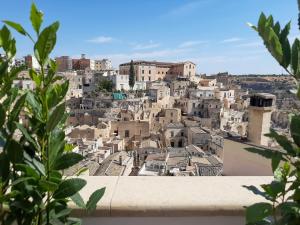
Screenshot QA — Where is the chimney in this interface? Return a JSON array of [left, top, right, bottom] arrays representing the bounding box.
[[248, 93, 276, 146]]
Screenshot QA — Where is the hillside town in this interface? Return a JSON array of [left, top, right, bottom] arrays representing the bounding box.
[[10, 54, 299, 176]]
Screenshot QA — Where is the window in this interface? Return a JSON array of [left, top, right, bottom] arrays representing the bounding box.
[[171, 131, 174, 137], [142, 76, 144, 81], [193, 103, 196, 108], [142, 70, 144, 74], [189, 64, 191, 69], [149, 77, 151, 81], [171, 141, 175, 147], [149, 70, 151, 74], [125, 130, 130, 138], [170, 112, 173, 117]]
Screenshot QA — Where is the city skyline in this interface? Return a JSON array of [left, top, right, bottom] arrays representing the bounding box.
[[2, 0, 298, 74]]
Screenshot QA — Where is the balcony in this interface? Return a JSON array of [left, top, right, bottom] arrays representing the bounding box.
[[73, 176, 272, 225]]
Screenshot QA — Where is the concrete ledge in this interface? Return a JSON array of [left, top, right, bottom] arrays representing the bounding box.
[[72, 176, 272, 217]]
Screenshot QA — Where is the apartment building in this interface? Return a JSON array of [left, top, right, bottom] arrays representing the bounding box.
[[72, 54, 92, 71], [94, 59, 112, 70], [56, 56, 72, 72], [119, 60, 196, 82], [24, 55, 40, 70]]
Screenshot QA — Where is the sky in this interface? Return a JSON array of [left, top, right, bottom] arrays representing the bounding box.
[[1, 0, 298, 74]]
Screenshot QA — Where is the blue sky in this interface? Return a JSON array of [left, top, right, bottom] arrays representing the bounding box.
[[1, 0, 298, 74]]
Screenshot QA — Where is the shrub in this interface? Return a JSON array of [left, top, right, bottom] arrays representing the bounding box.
[[0, 3, 105, 225]]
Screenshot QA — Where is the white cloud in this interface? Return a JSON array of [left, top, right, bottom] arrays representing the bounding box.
[[235, 41, 263, 48], [132, 41, 160, 50], [87, 36, 114, 44], [164, 0, 211, 17], [221, 37, 242, 43], [179, 40, 208, 48]]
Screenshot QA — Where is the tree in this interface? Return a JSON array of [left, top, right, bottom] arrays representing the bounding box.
[[129, 60, 135, 89], [0, 3, 105, 224], [244, 4, 300, 225], [98, 79, 113, 92]]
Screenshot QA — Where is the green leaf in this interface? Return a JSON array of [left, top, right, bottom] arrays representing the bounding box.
[[271, 152, 282, 172], [30, 3, 44, 34], [247, 22, 258, 32], [267, 28, 283, 65], [75, 167, 89, 176], [86, 188, 106, 212], [34, 21, 59, 65], [26, 91, 43, 121], [279, 22, 291, 43], [0, 104, 5, 127], [2, 20, 27, 36], [38, 180, 58, 192], [15, 164, 39, 179], [281, 38, 291, 68], [258, 13, 267, 36], [67, 217, 82, 225], [8, 93, 27, 131], [49, 170, 63, 184], [29, 69, 42, 87], [70, 192, 86, 209], [24, 151, 45, 176], [0, 152, 9, 181], [261, 181, 284, 200], [49, 129, 65, 168], [14, 122, 39, 150], [46, 102, 65, 132], [7, 140, 23, 163], [53, 178, 86, 199], [11, 177, 34, 186], [53, 208, 72, 219], [246, 202, 272, 223], [53, 152, 84, 170], [290, 115, 300, 148], [291, 39, 300, 76]]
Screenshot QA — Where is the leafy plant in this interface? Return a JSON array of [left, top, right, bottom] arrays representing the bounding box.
[[0, 3, 105, 225], [245, 9, 300, 225]]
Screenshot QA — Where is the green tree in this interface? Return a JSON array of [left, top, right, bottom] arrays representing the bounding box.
[[98, 79, 113, 92], [0, 3, 105, 225], [244, 4, 300, 225], [129, 60, 135, 89]]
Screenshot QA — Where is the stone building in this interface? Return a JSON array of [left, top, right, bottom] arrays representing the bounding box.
[[119, 60, 196, 82], [164, 123, 186, 148]]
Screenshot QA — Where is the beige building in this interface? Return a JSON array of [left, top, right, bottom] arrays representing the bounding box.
[[69, 125, 103, 140], [158, 108, 182, 128], [110, 121, 150, 140], [119, 60, 196, 82]]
